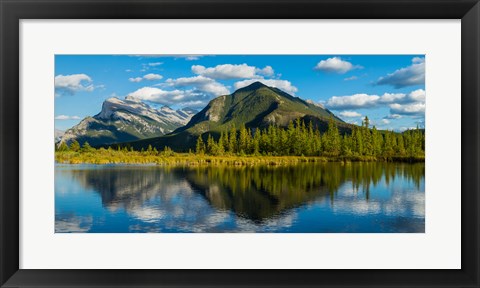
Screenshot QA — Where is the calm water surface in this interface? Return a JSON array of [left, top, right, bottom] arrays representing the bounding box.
[[55, 162, 425, 233]]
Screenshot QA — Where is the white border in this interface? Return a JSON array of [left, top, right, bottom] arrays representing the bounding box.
[[20, 20, 461, 269]]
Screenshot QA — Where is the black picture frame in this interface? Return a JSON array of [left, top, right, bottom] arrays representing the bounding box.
[[1, 0, 479, 287]]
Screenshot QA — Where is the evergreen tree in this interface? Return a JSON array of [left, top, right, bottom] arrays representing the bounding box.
[[70, 140, 80, 152], [352, 127, 363, 156], [206, 134, 220, 155], [219, 131, 228, 153], [238, 125, 249, 154], [305, 121, 315, 156], [371, 126, 383, 156], [341, 134, 353, 156], [217, 132, 226, 155], [195, 135, 206, 155], [396, 133, 406, 156], [383, 131, 396, 157], [252, 129, 261, 155], [313, 129, 322, 156], [228, 126, 237, 154], [81, 141, 93, 152], [323, 117, 341, 156]]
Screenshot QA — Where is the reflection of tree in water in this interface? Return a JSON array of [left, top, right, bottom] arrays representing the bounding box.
[[185, 165, 329, 222], [184, 162, 424, 222], [64, 162, 424, 223]]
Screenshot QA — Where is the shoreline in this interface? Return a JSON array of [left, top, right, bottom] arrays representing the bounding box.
[[55, 152, 425, 166]]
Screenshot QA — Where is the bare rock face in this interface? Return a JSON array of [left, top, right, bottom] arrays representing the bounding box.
[[205, 95, 225, 122], [59, 97, 197, 146]]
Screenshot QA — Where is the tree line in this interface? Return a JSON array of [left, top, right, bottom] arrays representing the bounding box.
[[56, 139, 175, 156], [56, 116, 424, 161], [195, 117, 424, 159]]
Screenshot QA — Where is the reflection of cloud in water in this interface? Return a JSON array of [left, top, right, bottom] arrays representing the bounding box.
[[129, 224, 162, 233], [128, 209, 297, 233], [332, 200, 382, 216], [234, 212, 297, 233], [128, 210, 231, 233], [383, 189, 425, 218], [106, 181, 195, 216], [331, 182, 425, 219], [55, 214, 93, 233], [130, 206, 165, 223]]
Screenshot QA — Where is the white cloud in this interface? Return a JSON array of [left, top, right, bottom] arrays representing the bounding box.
[[408, 89, 426, 102], [55, 115, 81, 120], [378, 93, 406, 104], [255, 66, 275, 77], [344, 76, 358, 81], [128, 87, 185, 105], [390, 102, 425, 116], [143, 73, 163, 81], [129, 77, 143, 83], [326, 94, 380, 109], [148, 62, 163, 66], [339, 111, 362, 118], [233, 79, 298, 95], [165, 75, 230, 96], [129, 73, 163, 82], [384, 114, 402, 119], [192, 63, 273, 80], [376, 57, 425, 88], [326, 89, 425, 110], [128, 87, 211, 108], [55, 74, 94, 96], [379, 90, 425, 104], [412, 57, 424, 64], [192, 64, 255, 79], [381, 119, 390, 124], [167, 75, 212, 86], [314, 57, 361, 74], [185, 56, 200, 61]]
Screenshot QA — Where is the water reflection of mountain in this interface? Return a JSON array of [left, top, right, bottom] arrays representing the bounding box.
[[185, 162, 424, 221], [184, 165, 333, 221], [61, 163, 424, 224], [58, 166, 194, 213]]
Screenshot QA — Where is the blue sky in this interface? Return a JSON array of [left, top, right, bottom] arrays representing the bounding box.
[[55, 55, 425, 131]]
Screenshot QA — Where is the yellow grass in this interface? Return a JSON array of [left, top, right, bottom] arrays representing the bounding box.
[[55, 150, 424, 166]]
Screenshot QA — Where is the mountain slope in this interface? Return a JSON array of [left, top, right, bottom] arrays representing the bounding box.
[[60, 97, 197, 146], [174, 81, 343, 135], [127, 82, 351, 151]]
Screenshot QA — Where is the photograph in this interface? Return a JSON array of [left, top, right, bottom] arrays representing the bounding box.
[[54, 54, 425, 233], [3, 0, 478, 285]]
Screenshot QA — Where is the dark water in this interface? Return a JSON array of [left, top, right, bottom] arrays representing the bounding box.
[[55, 162, 425, 233]]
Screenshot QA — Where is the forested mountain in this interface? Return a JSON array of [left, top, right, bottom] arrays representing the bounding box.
[[176, 81, 344, 133], [127, 82, 354, 151]]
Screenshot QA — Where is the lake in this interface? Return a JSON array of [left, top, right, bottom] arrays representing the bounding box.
[[55, 162, 425, 233]]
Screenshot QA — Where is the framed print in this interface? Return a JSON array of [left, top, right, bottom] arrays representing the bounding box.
[[1, 0, 479, 287]]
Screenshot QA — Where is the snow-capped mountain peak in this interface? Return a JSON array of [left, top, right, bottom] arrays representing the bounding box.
[[60, 97, 198, 146]]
